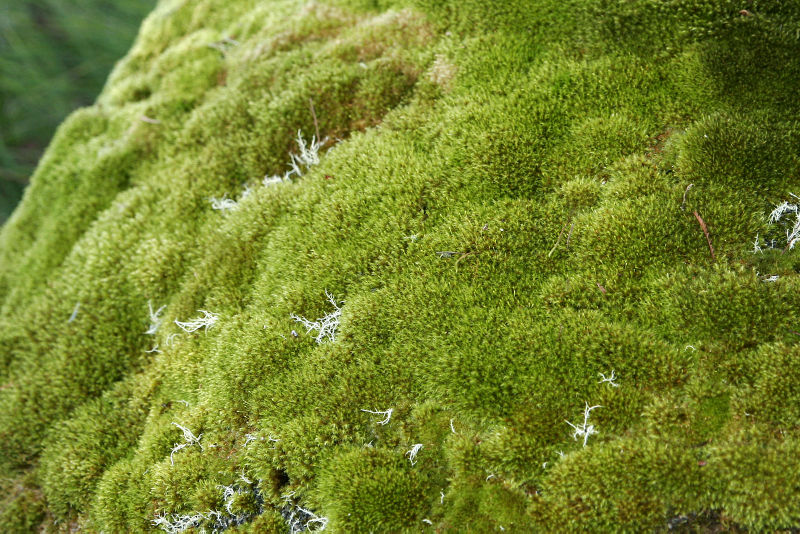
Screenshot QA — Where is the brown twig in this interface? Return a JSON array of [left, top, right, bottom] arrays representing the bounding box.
[[680, 183, 693, 211], [548, 220, 570, 257], [565, 221, 575, 248], [139, 115, 161, 124], [309, 97, 320, 141], [693, 210, 715, 260], [455, 251, 476, 268]]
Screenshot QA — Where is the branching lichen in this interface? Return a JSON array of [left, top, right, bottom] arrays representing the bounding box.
[[361, 408, 393, 425], [565, 403, 601, 447], [767, 195, 800, 250], [169, 422, 203, 466], [405, 443, 423, 466], [291, 291, 341, 343], [146, 301, 166, 335], [175, 310, 218, 333], [264, 130, 328, 185]]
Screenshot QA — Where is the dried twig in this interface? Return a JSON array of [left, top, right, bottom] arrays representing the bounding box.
[[680, 183, 693, 211], [693, 211, 715, 260], [309, 98, 320, 142], [548, 220, 570, 257], [565, 221, 575, 248], [454, 251, 476, 268]]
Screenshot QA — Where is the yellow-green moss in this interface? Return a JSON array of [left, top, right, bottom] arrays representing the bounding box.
[[2, 0, 800, 531]]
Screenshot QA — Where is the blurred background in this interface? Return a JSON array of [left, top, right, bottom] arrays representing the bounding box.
[[0, 0, 155, 222]]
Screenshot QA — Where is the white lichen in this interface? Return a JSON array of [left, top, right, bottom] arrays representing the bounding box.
[[68, 302, 81, 323], [210, 194, 238, 212], [265, 130, 328, 186], [288, 130, 326, 177], [598, 370, 619, 387], [282, 495, 328, 534], [361, 408, 393, 425], [302, 510, 328, 532], [219, 485, 238, 515], [768, 195, 800, 250], [207, 36, 239, 55], [406, 443, 423, 466], [753, 233, 763, 254], [146, 301, 166, 335], [291, 291, 341, 343], [435, 251, 458, 258], [170, 422, 203, 465], [175, 310, 218, 333], [152, 512, 209, 534], [565, 402, 601, 447], [154, 477, 263, 534]]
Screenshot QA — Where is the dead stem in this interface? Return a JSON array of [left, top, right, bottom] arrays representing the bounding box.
[[693, 210, 715, 260], [309, 98, 320, 142], [548, 220, 570, 257]]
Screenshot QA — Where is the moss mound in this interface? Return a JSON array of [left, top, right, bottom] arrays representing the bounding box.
[[2, 0, 800, 531]]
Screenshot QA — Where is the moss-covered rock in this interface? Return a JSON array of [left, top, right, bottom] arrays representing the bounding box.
[[2, 0, 800, 531]]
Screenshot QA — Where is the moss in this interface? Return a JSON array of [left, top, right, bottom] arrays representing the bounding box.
[[316, 447, 429, 532], [38, 376, 150, 521], [248, 508, 288, 533], [90, 456, 153, 532], [1, 0, 800, 531], [704, 429, 800, 530], [736, 343, 800, 429], [0, 474, 47, 533]]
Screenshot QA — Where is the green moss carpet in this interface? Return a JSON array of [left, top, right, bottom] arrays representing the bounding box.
[[1, 0, 800, 531]]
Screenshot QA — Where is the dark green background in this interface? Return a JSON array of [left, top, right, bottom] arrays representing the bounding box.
[[0, 0, 154, 221]]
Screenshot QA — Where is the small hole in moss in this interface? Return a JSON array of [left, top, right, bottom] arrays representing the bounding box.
[[130, 86, 152, 102], [275, 468, 290, 488]]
